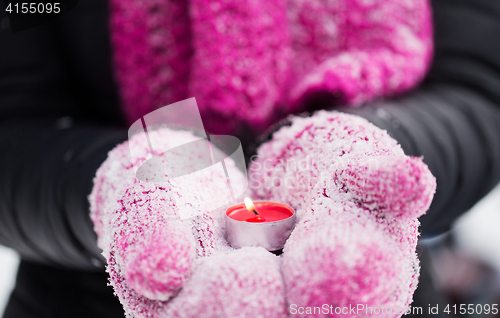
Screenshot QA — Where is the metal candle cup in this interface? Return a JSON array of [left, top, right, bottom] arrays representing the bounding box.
[[225, 201, 297, 251]]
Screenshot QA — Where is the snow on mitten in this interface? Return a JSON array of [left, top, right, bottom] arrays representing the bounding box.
[[250, 111, 436, 317], [89, 128, 287, 318]]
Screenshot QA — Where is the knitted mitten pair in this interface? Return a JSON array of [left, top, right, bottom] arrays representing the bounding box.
[[90, 111, 435, 318]]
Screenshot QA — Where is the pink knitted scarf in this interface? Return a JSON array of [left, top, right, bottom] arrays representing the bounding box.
[[110, 0, 433, 136]]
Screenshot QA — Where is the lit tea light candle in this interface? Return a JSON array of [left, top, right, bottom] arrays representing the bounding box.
[[225, 198, 297, 251]]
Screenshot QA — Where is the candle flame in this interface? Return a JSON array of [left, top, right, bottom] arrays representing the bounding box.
[[244, 197, 255, 212]]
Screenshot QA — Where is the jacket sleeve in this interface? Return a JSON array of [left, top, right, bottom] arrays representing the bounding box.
[[340, 0, 500, 236], [0, 0, 127, 270]]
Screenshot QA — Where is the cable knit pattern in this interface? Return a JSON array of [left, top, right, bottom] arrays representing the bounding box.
[[90, 128, 280, 317], [110, 0, 433, 136]]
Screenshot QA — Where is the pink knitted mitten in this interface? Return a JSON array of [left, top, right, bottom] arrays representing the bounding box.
[[250, 111, 436, 317], [89, 128, 287, 318]]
